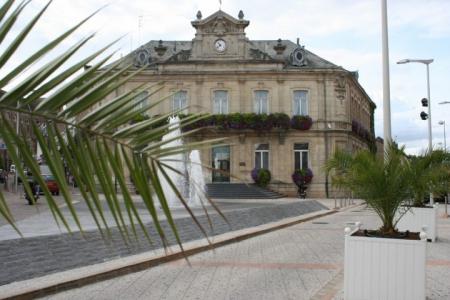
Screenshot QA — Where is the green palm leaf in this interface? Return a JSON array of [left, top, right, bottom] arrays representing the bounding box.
[[0, 0, 226, 251]]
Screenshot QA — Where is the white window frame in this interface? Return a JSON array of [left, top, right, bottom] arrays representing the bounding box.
[[254, 90, 269, 114], [213, 90, 229, 114], [173, 91, 188, 113], [134, 91, 148, 112], [255, 144, 270, 170], [294, 143, 309, 170], [293, 90, 308, 116]]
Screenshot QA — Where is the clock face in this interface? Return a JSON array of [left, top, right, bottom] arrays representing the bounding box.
[[214, 39, 226, 52]]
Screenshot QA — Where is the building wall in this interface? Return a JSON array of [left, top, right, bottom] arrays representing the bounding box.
[[105, 11, 376, 198]]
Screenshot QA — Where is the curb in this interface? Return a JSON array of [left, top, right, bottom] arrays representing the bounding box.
[[0, 205, 358, 300]]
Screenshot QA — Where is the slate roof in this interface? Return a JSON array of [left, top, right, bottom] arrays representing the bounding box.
[[108, 39, 341, 71]]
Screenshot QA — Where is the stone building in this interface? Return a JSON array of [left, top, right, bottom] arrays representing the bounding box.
[[109, 10, 376, 198]]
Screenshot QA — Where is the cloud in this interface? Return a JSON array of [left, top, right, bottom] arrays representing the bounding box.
[[4, 0, 450, 155]]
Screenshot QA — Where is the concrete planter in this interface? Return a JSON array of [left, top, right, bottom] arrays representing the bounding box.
[[344, 225, 427, 300], [397, 204, 438, 242]]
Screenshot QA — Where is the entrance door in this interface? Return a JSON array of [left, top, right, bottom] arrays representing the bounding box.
[[212, 146, 230, 182]]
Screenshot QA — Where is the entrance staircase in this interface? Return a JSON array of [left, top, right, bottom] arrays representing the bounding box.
[[206, 183, 284, 199]]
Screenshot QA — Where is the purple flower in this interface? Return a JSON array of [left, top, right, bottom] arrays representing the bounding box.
[[292, 168, 313, 185]]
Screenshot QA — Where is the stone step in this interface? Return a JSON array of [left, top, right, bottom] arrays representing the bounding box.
[[206, 183, 284, 199]]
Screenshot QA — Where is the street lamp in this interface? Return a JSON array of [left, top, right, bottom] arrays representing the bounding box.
[[397, 58, 434, 151], [398, 58, 434, 204]]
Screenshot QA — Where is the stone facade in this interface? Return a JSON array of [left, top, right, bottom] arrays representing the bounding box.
[[108, 10, 376, 198]]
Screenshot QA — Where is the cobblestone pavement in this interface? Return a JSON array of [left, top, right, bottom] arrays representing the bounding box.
[[39, 206, 450, 300], [0, 198, 327, 286], [0, 187, 68, 226]]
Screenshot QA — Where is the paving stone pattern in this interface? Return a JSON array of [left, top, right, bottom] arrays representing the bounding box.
[[0, 200, 326, 286], [42, 206, 450, 300]]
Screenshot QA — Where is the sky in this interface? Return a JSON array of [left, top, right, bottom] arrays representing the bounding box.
[[5, 0, 450, 154]]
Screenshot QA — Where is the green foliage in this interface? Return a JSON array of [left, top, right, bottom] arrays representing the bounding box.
[[326, 143, 413, 234], [408, 149, 449, 206], [129, 113, 149, 124], [251, 168, 271, 187], [180, 112, 310, 131], [0, 1, 227, 249]]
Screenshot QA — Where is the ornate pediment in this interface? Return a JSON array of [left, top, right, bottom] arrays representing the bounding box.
[[191, 10, 249, 36]]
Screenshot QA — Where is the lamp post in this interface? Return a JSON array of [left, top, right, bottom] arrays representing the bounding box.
[[397, 58, 434, 204], [438, 114, 449, 217], [397, 59, 434, 151], [439, 103, 450, 217], [381, 0, 392, 152]]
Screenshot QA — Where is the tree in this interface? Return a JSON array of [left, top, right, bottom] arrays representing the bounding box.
[[326, 143, 413, 234], [408, 149, 448, 206]]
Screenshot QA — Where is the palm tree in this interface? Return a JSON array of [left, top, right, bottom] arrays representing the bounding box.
[[408, 149, 448, 207], [0, 1, 225, 250], [429, 150, 450, 201], [326, 143, 413, 234]]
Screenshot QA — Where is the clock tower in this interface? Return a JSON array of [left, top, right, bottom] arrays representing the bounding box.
[[190, 10, 249, 60]]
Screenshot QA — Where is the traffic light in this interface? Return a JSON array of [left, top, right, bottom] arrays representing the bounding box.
[[420, 111, 428, 120], [421, 98, 428, 107]]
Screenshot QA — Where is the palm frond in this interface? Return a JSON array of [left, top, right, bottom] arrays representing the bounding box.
[[0, 1, 227, 251], [326, 143, 414, 233]]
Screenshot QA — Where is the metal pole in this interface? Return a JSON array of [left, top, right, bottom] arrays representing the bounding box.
[[444, 120, 447, 151], [15, 105, 19, 193], [426, 63, 432, 151], [445, 195, 448, 218], [426, 63, 434, 205], [381, 0, 392, 153]]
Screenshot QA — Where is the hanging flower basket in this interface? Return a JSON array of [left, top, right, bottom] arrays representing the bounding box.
[[292, 168, 313, 185], [292, 168, 313, 198], [290, 116, 313, 130]]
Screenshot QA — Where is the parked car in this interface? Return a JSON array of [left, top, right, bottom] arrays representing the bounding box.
[[43, 174, 59, 195], [39, 165, 59, 196]]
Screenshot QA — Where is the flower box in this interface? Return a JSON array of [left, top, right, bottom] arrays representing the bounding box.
[[344, 226, 427, 300], [397, 204, 438, 242]]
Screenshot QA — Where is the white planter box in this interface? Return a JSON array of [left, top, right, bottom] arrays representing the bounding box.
[[344, 227, 427, 300], [397, 205, 438, 242]]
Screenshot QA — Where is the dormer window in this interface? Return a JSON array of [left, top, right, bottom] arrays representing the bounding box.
[[290, 47, 306, 67], [135, 49, 151, 67]]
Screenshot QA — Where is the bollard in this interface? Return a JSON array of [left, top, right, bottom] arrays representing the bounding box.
[[445, 195, 448, 218]]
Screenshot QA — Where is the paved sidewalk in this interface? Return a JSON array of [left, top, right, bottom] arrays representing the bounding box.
[[0, 197, 328, 287], [34, 205, 450, 300]]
